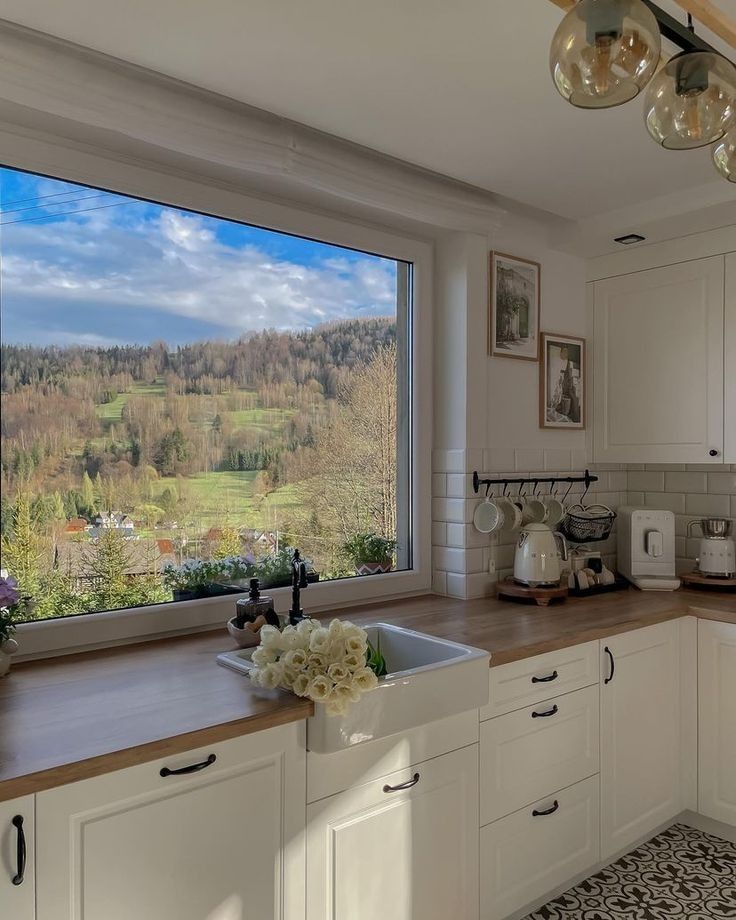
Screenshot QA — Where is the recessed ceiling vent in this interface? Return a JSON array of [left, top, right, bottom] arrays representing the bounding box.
[[614, 233, 646, 245]]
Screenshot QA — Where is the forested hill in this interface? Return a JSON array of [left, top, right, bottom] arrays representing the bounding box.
[[1, 317, 396, 399]]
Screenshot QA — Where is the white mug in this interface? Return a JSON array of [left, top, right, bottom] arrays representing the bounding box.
[[474, 497, 503, 534]]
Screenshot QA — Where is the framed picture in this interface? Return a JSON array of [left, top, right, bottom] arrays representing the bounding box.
[[540, 332, 586, 429], [488, 251, 540, 361]]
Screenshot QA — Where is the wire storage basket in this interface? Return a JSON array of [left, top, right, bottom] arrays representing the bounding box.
[[560, 503, 616, 543]]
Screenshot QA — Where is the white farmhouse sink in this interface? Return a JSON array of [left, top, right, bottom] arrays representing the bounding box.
[[217, 622, 490, 753], [308, 623, 490, 753]]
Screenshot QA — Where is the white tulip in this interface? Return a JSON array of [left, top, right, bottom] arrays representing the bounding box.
[[307, 675, 332, 702], [327, 663, 349, 683], [292, 673, 310, 697], [309, 627, 331, 653], [353, 668, 379, 692]]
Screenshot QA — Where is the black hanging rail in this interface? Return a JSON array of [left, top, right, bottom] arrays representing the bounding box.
[[472, 469, 599, 495]]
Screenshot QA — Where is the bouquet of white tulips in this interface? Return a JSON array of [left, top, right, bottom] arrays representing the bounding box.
[[249, 618, 381, 716]]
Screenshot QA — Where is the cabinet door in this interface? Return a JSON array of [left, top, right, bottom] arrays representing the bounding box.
[[307, 745, 478, 920], [593, 257, 724, 463], [36, 723, 306, 920], [698, 620, 736, 826], [0, 795, 34, 920], [600, 621, 681, 860], [726, 253, 736, 463]]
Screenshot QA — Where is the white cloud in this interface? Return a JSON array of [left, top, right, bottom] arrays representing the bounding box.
[[1, 201, 397, 343]]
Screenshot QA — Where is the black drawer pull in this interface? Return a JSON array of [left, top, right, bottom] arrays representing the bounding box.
[[531, 670, 558, 684], [383, 772, 420, 793], [531, 704, 559, 719], [160, 753, 216, 777], [532, 800, 559, 817], [604, 647, 615, 685], [11, 815, 26, 886]]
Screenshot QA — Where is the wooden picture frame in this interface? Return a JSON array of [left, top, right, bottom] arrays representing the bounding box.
[[539, 332, 586, 429], [488, 251, 541, 361]]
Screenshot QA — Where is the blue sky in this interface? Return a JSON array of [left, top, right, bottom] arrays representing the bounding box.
[[0, 167, 398, 347]]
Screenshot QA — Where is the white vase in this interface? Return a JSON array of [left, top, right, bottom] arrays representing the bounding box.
[[0, 637, 19, 677]]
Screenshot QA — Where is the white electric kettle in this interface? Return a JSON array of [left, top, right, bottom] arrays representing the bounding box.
[[514, 523, 568, 587]]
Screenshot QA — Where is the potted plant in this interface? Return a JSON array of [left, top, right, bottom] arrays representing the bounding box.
[[0, 575, 21, 678], [163, 560, 221, 601], [343, 533, 397, 576], [255, 548, 319, 589]]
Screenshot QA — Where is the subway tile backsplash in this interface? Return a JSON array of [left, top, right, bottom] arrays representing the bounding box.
[[432, 452, 736, 597]]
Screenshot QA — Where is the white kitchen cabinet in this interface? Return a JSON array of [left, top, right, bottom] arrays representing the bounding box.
[[307, 744, 478, 920], [593, 256, 725, 463], [725, 253, 736, 463], [0, 795, 34, 920], [480, 684, 599, 825], [600, 621, 682, 860], [698, 619, 736, 826], [480, 775, 599, 920], [36, 723, 306, 920]]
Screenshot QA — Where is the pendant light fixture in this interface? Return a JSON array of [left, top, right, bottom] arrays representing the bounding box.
[[713, 130, 736, 182], [550, 0, 661, 108], [643, 47, 736, 149]]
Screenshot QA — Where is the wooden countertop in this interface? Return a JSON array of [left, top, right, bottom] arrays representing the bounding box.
[[1, 587, 733, 801], [0, 631, 313, 801]]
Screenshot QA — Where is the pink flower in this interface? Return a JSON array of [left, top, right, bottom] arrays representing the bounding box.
[[0, 576, 20, 609]]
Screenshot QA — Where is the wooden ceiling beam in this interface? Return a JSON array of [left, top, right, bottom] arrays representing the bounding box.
[[546, 1, 736, 52], [670, 1, 736, 51]]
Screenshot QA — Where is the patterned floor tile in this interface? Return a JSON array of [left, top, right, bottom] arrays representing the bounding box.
[[524, 824, 736, 920]]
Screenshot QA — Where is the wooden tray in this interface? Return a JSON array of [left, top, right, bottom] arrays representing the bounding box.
[[497, 578, 568, 607], [681, 571, 736, 591]]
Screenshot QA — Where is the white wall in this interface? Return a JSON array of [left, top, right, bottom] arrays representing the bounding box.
[[431, 215, 592, 597]]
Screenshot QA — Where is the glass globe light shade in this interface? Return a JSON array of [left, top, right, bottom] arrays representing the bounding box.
[[550, 0, 661, 108], [713, 130, 736, 182], [643, 51, 736, 149]]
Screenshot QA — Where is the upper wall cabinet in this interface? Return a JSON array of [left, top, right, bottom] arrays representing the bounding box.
[[593, 256, 726, 464], [726, 254, 736, 464]]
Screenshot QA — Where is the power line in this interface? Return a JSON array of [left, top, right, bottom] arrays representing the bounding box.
[[0, 193, 119, 216], [0, 200, 136, 226], [0, 187, 93, 208]]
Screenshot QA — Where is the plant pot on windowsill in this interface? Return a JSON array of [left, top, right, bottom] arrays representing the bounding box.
[[0, 638, 19, 678], [172, 587, 208, 602], [356, 561, 393, 576]]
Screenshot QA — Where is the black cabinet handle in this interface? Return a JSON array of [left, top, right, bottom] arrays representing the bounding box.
[[604, 646, 615, 685], [11, 815, 25, 886], [709, 449, 719, 457], [160, 753, 216, 777], [531, 670, 558, 684], [383, 772, 420, 793], [532, 800, 559, 817], [532, 704, 559, 719]]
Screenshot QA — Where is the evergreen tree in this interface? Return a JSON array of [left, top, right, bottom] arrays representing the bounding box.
[[81, 471, 96, 517], [83, 530, 132, 611], [0, 492, 44, 599]]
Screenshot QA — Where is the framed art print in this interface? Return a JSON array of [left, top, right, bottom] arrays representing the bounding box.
[[488, 251, 540, 361], [539, 332, 586, 429]]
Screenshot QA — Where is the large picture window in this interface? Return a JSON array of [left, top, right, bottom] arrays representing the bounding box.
[[0, 166, 412, 623]]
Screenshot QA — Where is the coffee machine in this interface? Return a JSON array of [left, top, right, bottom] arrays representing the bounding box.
[[618, 507, 681, 591], [687, 518, 736, 578]]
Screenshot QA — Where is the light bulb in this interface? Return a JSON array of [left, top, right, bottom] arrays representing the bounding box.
[[713, 129, 736, 182], [643, 51, 736, 149], [550, 0, 661, 109]]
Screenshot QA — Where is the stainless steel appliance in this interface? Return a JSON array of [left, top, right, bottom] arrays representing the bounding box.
[[688, 518, 736, 578], [618, 506, 680, 591]]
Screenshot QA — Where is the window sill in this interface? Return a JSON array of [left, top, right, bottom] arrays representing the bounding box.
[[15, 568, 430, 661]]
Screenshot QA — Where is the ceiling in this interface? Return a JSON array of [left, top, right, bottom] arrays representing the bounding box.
[[0, 0, 735, 235]]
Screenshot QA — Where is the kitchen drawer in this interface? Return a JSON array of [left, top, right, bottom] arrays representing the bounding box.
[[480, 775, 600, 920], [481, 641, 599, 720], [480, 684, 599, 825]]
